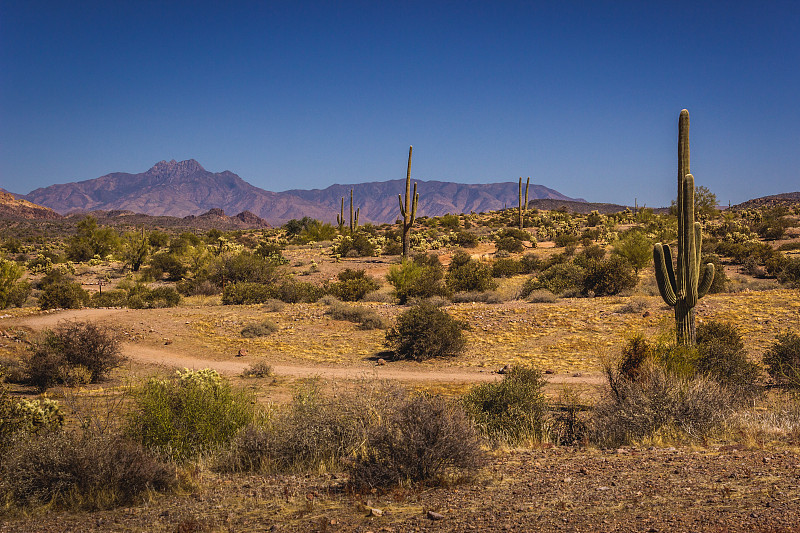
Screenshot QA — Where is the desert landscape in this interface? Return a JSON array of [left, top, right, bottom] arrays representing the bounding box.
[[1, 154, 800, 531]]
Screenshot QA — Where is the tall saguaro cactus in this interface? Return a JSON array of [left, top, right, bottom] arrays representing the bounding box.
[[518, 177, 530, 230], [398, 146, 418, 258], [653, 109, 715, 345], [337, 189, 359, 235]]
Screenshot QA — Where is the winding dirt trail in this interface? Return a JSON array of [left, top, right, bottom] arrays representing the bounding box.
[[4, 308, 605, 386]]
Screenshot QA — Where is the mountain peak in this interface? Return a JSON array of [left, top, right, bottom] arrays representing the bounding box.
[[147, 159, 206, 177]]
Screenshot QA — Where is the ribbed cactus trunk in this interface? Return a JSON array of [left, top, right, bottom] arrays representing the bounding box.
[[518, 177, 529, 230], [399, 146, 418, 258], [653, 109, 715, 346]]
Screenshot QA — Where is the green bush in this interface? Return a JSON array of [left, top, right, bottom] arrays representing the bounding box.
[[696, 321, 761, 402], [349, 393, 483, 488], [222, 282, 274, 305], [462, 366, 547, 445], [385, 302, 467, 361], [612, 231, 653, 273], [1, 379, 64, 450], [491, 258, 523, 278], [453, 231, 479, 248], [272, 280, 325, 303], [148, 252, 186, 281], [26, 321, 123, 390], [495, 236, 524, 253], [582, 256, 638, 296], [333, 233, 378, 257], [38, 280, 89, 309], [446, 251, 497, 293], [327, 269, 380, 301], [126, 284, 181, 309], [128, 368, 257, 461], [0, 259, 30, 309], [90, 289, 129, 308], [0, 431, 175, 510], [212, 252, 281, 285], [524, 262, 586, 296], [241, 319, 279, 338], [763, 331, 800, 388], [386, 255, 449, 304]]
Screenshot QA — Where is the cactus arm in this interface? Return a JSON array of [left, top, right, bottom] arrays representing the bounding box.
[[654, 243, 678, 306], [410, 183, 418, 223], [398, 194, 406, 217], [697, 263, 715, 299], [525, 177, 529, 207]]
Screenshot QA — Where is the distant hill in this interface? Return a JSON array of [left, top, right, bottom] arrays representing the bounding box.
[[22, 159, 583, 225], [0, 191, 63, 220], [731, 192, 800, 210]]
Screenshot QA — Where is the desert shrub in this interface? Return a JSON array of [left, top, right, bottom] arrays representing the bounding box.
[[240, 319, 278, 338], [128, 369, 257, 461], [327, 268, 380, 301], [525, 262, 586, 295], [495, 236, 524, 253], [0, 259, 30, 309], [696, 321, 761, 402], [386, 255, 449, 304], [618, 333, 653, 381], [446, 251, 496, 293], [262, 298, 286, 312], [148, 252, 186, 281], [612, 231, 653, 273], [582, 255, 638, 296], [592, 366, 731, 446], [526, 289, 558, 303], [491, 257, 523, 278], [212, 252, 281, 285], [325, 299, 385, 329], [176, 278, 220, 296], [0, 431, 175, 509], [519, 253, 542, 274], [348, 393, 483, 488], [90, 289, 129, 308], [333, 233, 378, 257], [38, 280, 89, 309], [219, 380, 403, 474], [272, 280, 325, 303], [462, 366, 547, 445], [222, 282, 274, 304], [241, 361, 274, 378], [574, 244, 606, 267], [453, 231, 479, 248], [26, 321, 123, 390], [385, 301, 467, 361], [554, 231, 579, 248], [776, 257, 800, 287], [763, 331, 800, 388], [127, 285, 181, 309]]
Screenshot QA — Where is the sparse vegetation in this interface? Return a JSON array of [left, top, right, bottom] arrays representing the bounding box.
[[385, 301, 467, 361]]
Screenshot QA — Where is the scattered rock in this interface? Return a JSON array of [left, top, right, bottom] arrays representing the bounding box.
[[237, 348, 248, 357], [498, 364, 512, 374], [368, 508, 383, 517], [544, 369, 555, 374], [426, 511, 444, 521], [572, 372, 582, 377], [376, 358, 386, 366], [643, 311, 651, 317], [164, 339, 173, 345]]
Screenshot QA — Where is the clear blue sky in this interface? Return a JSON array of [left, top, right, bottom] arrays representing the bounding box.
[[1, 1, 798, 207]]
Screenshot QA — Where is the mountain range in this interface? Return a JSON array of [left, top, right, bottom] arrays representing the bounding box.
[[14, 159, 582, 225]]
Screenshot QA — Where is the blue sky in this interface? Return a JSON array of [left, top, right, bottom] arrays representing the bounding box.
[[1, 1, 798, 207]]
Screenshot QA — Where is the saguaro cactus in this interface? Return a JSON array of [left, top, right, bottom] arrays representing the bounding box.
[[653, 109, 715, 345], [518, 177, 530, 230], [337, 189, 359, 235], [398, 146, 418, 258]]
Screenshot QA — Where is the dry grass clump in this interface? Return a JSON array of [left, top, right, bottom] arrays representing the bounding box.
[[323, 297, 386, 330], [526, 289, 558, 303], [240, 319, 279, 338], [241, 360, 274, 378]]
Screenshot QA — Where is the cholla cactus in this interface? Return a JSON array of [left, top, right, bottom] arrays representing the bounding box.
[[398, 146, 418, 257], [653, 109, 715, 345]]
